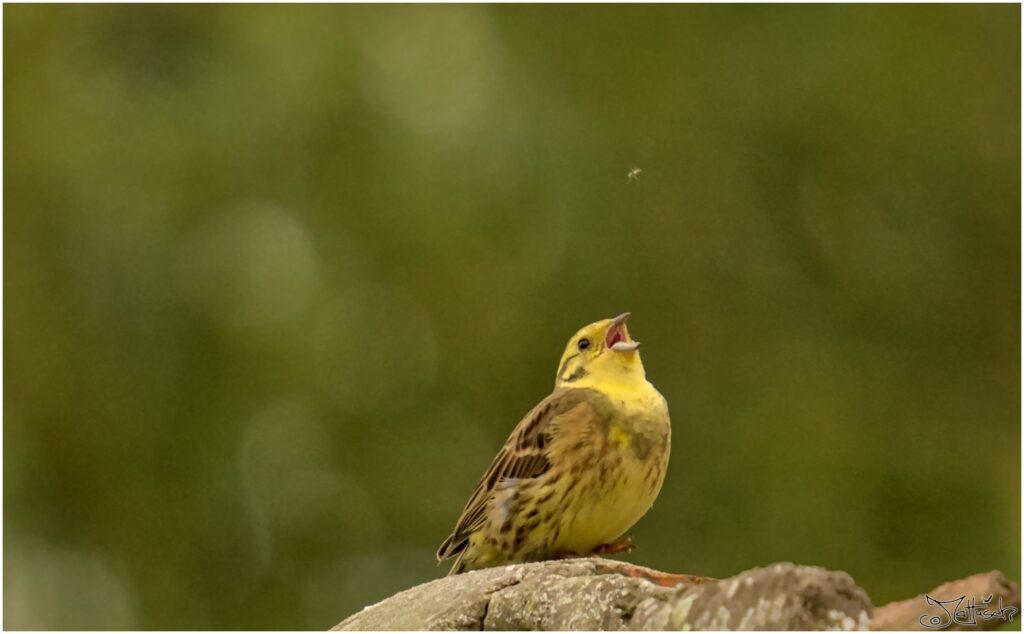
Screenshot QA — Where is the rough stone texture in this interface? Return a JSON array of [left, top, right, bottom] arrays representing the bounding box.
[[871, 570, 1020, 631], [333, 559, 1020, 631], [331, 562, 527, 631], [632, 563, 872, 631], [483, 564, 677, 630], [333, 559, 876, 631]]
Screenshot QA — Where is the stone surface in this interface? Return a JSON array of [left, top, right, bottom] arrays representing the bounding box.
[[632, 563, 872, 631], [871, 570, 1020, 631], [333, 559, 875, 631]]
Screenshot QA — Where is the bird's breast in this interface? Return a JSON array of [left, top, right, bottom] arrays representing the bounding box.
[[553, 387, 671, 554]]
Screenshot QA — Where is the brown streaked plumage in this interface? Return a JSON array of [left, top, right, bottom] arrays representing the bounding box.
[[437, 314, 671, 575]]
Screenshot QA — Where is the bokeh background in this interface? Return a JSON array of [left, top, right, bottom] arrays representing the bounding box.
[[4, 4, 1021, 629]]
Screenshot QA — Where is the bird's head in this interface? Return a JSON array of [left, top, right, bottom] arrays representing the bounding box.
[[555, 313, 646, 389]]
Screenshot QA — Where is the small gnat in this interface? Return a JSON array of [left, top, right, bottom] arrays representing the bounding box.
[[627, 167, 642, 182]]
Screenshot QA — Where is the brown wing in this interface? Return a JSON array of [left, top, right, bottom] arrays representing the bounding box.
[[436, 388, 596, 564]]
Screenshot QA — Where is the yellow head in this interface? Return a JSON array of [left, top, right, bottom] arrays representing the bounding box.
[[555, 313, 647, 389]]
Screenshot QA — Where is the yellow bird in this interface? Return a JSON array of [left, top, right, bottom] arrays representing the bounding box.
[[437, 313, 671, 575]]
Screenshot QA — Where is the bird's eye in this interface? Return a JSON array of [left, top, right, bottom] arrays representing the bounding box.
[[577, 338, 591, 351]]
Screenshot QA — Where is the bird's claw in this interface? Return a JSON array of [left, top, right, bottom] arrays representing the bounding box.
[[593, 534, 634, 555]]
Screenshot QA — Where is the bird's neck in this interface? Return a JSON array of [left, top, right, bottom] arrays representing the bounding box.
[[560, 357, 651, 399]]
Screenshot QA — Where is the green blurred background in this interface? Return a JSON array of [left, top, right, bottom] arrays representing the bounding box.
[[4, 4, 1020, 629]]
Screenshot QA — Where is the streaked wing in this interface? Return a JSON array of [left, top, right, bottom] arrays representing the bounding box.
[[436, 388, 595, 564]]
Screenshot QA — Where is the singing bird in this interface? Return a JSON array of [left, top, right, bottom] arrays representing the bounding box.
[[437, 313, 671, 575]]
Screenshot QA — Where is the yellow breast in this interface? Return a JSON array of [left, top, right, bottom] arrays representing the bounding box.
[[553, 382, 671, 554]]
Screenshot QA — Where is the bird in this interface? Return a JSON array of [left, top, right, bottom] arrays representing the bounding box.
[[437, 313, 671, 575]]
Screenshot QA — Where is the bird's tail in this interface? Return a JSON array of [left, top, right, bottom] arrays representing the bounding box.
[[437, 533, 470, 575], [446, 553, 467, 576]]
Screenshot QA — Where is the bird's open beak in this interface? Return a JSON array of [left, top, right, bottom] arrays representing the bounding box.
[[605, 312, 641, 352]]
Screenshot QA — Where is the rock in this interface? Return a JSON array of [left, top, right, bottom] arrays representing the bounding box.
[[632, 563, 871, 630], [333, 558, 875, 631], [871, 570, 1020, 631]]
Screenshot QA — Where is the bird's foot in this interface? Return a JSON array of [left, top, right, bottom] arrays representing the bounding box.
[[593, 534, 634, 555], [551, 550, 581, 560]]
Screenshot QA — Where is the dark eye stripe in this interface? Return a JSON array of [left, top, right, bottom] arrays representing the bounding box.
[[557, 352, 580, 381], [562, 366, 589, 383]]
